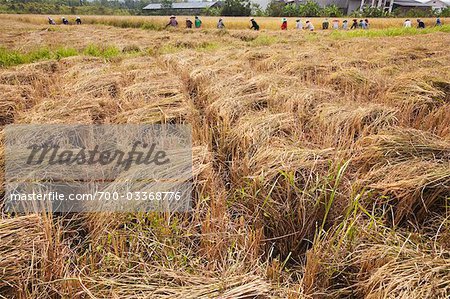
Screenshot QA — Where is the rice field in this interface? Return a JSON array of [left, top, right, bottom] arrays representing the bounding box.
[[0, 14, 449, 298], [3, 13, 449, 30]]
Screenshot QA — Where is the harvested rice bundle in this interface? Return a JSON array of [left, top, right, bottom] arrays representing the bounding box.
[[122, 79, 182, 103], [327, 69, 386, 99], [229, 141, 336, 256], [420, 104, 450, 139], [0, 215, 45, 290], [244, 140, 333, 183], [0, 68, 43, 85], [19, 60, 58, 74], [80, 265, 271, 299], [361, 159, 450, 224], [84, 146, 215, 242], [161, 52, 199, 73], [387, 77, 448, 128], [69, 72, 122, 99], [356, 128, 450, 166], [312, 103, 398, 146], [206, 75, 270, 125], [229, 30, 259, 42], [272, 84, 337, 116], [281, 57, 331, 82], [113, 95, 188, 124], [16, 97, 112, 124], [226, 111, 298, 158], [304, 216, 450, 298], [356, 244, 450, 298]]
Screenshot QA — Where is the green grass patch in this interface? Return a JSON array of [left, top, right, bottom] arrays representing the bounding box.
[[0, 44, 127, 68], [330, 24, 450, 39], [0, 47, 54, 67], [83, 44, 121, 59], [54, 47, 79, 59]]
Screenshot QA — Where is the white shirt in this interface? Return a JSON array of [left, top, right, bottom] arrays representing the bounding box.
[[404, 20, 411, 27], [306, 23, 314, 31], [296, 21, 303, 29]]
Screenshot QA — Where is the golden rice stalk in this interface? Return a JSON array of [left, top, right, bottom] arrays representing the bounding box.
[[356, 128, 450, 166], [0, 215, 45, 290], [68, 72, 122, 99], [361, 159, 450, 224], [312, 103, 398, 146], [225, 111, 298, 158], [356, 244, 450, 298], [113, 95, 188, 124], [16, 97, 114, 124], [79, 266, 271, 299]]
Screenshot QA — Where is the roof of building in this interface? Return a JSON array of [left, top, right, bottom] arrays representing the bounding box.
[[143, 1, 218, 9], [394, 0, 448, 6]]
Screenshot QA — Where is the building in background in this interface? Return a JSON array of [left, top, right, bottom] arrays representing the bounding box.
[[257, 0, 448, 14], [143, 1, 222, 15]]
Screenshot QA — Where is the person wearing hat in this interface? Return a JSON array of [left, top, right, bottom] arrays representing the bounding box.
[[332, 19, 339, 30], [322, 18, 329, 30], [295, 19, 303, 30], [61, 17, 69, 25], [48, 17, 56, 25], [281, 17, 287, 30], [417, 19, 425, 29], [186, 18, 193, 28], [404, 19, 412, 27], [75, 16, 81, 25], [342, 19, 348, 30], [250, 18, 259, 31], [165, 16, 178, 28], [217, 18, 225, 29], [195, 16, 202, 28]]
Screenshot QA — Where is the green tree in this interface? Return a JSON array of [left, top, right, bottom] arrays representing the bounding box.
[[161, 0, 171, 8], [266, 0, 285, 17], [221, 0, 251, 16], [297, 0, 321, 17]]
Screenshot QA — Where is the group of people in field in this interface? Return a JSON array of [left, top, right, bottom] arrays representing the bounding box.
[[165, 15, 226, 29], [46, 15, 443, 30], [48, 16, 82, 25], [404, 17, 442, 28]]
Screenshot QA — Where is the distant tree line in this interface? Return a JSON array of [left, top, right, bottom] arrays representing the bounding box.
[[0, 0, 448, 17]]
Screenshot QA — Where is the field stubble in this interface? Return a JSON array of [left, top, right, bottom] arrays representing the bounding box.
[[0, 15, 449, 298]]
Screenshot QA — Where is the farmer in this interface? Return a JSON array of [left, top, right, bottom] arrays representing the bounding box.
[[322, 18, 329, 30], [350, 19, 358, 29], [250, 18, 260, 30], [75, 16, 81, 25], [48, 17, 56, 25], [404, 19, 412, 27], [186, 18, 193, 28], [342, 19, 348, 30], [305, 20, 314, 31], [165, 16, 178, 28], [364, 19, 369, 29], [217, 18, 225, 29], [281, 18, 288, 30], [436, 17, 442, 26], [358, 19, 364, 29], [195, 16, 202, 28], [296, 19, 303, 30], [332, 19, 339, 29], [62, 17, 69, 25], [417, 19, 425, 29]]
